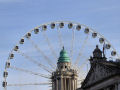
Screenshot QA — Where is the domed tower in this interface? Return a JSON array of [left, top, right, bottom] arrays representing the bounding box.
[[52, 47, 78, 90]]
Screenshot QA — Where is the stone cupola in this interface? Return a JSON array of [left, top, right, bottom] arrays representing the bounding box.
[[93, 45, 102, 58], [57, 47, 71, 71], [89, 45, 107, 64]]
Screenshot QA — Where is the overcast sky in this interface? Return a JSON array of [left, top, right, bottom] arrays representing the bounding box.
[[0, 0, 120, 89]]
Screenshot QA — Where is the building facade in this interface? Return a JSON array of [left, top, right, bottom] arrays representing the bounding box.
[[79, 45, 120, 90], [52, 47, 78, 90]]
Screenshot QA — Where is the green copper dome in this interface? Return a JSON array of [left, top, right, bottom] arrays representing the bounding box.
[[58, 47, 70, 63]]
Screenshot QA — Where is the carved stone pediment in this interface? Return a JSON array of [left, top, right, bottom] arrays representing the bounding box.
[[81, 62, 120, 88]]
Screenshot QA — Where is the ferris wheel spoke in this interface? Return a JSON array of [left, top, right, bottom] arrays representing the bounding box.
[[78, 59, 89, 78], [17, 50, 53, 73], [75, 34, 89, 65], [72, 57, 89, 79], [3, 21, 118, 90], [9, 66, 51, 79], [57, 26, 63, 49], [79, 58, 89, 71], [7, 82, 52, 86], [70, 27, 75, 61], [28, 38, 56, 69], [73, 56, 87, 70], [42, 31, 57, 59]]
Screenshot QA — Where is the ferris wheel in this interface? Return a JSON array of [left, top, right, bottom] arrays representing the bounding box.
[[2, 21, 120, 90]]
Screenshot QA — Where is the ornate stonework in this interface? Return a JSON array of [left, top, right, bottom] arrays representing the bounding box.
[[79, 45, 120, 90], [52, 47, 78, 90]]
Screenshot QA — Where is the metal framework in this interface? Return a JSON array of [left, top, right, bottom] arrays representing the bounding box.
[[3, 21, 120, 90]]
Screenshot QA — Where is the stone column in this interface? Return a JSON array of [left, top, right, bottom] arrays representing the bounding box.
[[76, 79, 77, 89], [63, 78, 64, 90], [115, 84, 118, 90], [64, 78, 66, 90], [59, 78, 61, 90], [61, 77, 63, 90], [56, 79, 58, 90], [68, 78, 69, 90], [52, 81, 53, 90], [69, 78, 71, 90], [52, 81, 55, 90], [118, 83, 120, 90], [54, 81, 56, 90], [74, 80, 75, 90], [75, 79, 77, 90], [55, 80, 56, 90], [67, 78, 69, 90], [71, 79, 73, 90], [73, 79, 75, 90]]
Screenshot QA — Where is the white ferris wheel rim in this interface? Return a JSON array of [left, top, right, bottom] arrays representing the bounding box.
[[3, 21, 120, 90]]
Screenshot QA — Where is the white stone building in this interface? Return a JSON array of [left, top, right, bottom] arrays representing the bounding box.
[[52, 47, 78, 90]]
